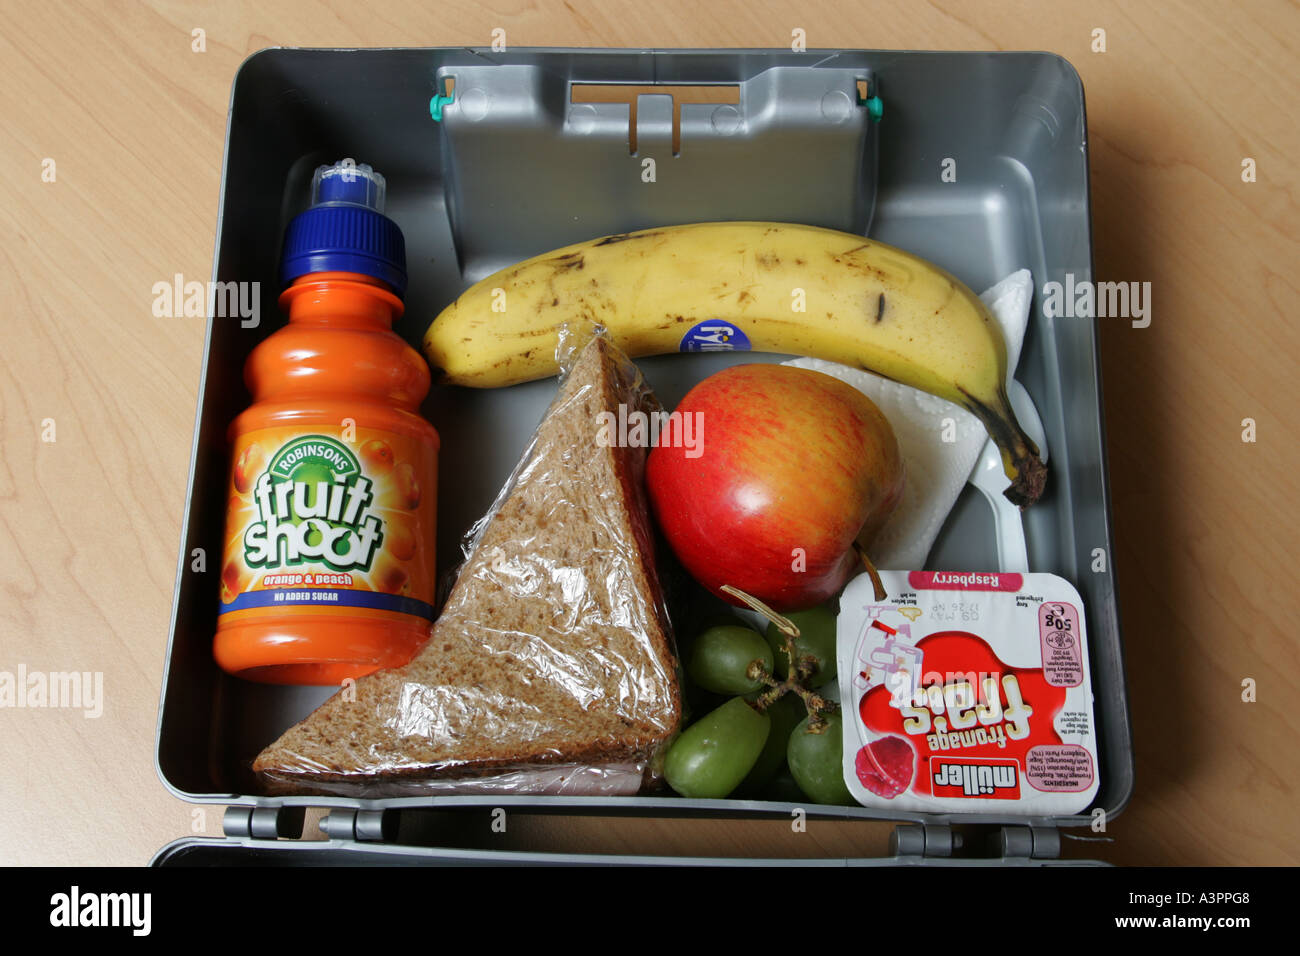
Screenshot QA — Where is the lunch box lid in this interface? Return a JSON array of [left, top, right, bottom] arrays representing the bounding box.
[[152, 806, 1109, 865]]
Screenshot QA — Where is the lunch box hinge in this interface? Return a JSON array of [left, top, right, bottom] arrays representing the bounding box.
[[318, 809, 396, 843], [996, 825, 1062, 861], [222, 805, 306, 840], [890, 823, 958, 859]]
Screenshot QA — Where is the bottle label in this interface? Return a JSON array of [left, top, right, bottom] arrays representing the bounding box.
[[219, 427, 436, 620]]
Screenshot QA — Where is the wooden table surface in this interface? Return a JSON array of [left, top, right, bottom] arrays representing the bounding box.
[[1, 0, 1296, 867]]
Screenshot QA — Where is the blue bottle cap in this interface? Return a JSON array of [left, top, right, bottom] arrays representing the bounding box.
[[280, 159, 407, 296]]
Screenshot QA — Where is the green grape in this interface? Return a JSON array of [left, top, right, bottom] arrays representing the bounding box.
[[664, 697, 771, 799], [735, 692, 806, 795], [764, 603, 838, 688], [787, 711, 855, 806], [687, 625, 773, 695]]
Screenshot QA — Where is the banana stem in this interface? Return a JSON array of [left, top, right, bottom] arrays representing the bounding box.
[[960, 385, 1048, 507]]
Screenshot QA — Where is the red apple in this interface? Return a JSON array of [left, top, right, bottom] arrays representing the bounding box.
[[646, 364, 903, 611]]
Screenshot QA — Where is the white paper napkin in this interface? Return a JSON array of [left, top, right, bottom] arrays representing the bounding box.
[[782, 269, 1033, 569]]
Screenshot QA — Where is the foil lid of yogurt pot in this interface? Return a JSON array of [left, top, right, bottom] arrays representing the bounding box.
[[838, 570, 1100, 815]]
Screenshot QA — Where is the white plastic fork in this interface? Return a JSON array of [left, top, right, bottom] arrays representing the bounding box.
[[968, 380, 1049, 573]]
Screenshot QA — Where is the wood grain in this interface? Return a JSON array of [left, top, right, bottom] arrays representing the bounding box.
[[0, 0, 1295, 866]]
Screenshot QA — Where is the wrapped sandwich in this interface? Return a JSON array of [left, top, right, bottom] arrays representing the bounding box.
[[254, 333, 682, 795]]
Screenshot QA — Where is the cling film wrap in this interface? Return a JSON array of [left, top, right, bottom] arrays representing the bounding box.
[[254, 328, 683, 795]]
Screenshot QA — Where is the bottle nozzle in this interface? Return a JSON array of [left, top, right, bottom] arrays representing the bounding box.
[[282, 158, 406, 295], [311, 159, 386, 213]]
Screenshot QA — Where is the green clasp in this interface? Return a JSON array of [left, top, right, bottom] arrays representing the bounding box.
[[855, 79, 883, 122], [430, 90, 455, 122]]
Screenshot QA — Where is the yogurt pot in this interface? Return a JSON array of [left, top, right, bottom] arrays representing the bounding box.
[[837, 570, 1100, 815]]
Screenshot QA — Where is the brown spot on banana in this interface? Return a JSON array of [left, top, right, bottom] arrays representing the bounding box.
[[593, 230, 663, 246], [551, 252, 585, 271], [499, 325, 559, 339], [875, 293, 886, 323]]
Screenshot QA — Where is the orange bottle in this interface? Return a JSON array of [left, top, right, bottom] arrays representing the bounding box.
[[214, 160, 439, 684]]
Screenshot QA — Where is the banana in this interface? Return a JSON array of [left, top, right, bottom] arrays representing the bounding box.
[[423, 221, 1046, 505]]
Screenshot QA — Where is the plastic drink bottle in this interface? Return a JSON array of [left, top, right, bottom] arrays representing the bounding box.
[[213, 159, 439, 684]]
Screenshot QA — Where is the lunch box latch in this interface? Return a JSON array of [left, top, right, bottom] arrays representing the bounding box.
[[431, 59, 881, 278]]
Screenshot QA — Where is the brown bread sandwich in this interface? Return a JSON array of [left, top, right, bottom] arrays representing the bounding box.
[[253, 335, 681, 795]]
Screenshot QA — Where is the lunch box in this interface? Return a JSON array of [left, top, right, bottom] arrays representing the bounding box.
[[154, 46, 1132, 865]]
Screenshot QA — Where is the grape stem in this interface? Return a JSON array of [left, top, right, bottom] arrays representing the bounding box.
[[721, 584, 839, 733]]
